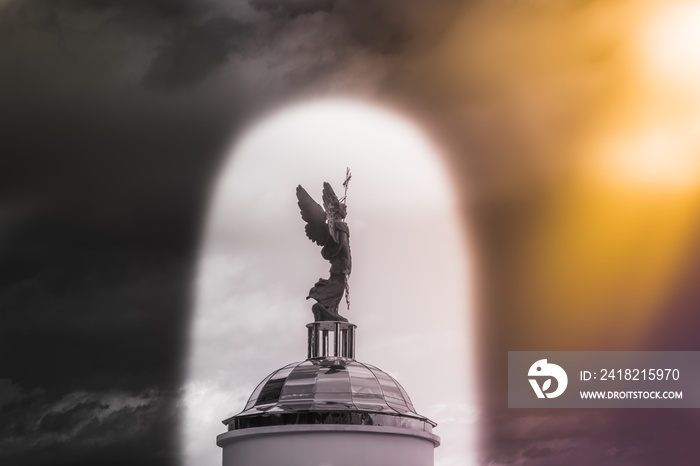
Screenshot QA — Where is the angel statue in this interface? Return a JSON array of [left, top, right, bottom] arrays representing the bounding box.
[[296, 171, 352, 322]]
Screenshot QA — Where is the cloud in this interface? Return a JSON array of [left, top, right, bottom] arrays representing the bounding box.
[[144, 17, 252, 89], [250, 0, 335, 19], [482, 409, 700, 466], [180, 375, 252, 465], [0, 379, 176, 465]]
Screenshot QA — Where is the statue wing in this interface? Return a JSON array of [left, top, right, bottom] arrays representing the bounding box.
[[322, 182, 342, 243], [296, 185, 329, 246]]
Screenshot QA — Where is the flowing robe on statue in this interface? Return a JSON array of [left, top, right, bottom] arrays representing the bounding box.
[[308, 222, 350, 322]]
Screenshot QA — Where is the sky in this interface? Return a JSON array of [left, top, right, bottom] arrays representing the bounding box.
[[4, 0, 700, 465], [184, 99, 475, 466]]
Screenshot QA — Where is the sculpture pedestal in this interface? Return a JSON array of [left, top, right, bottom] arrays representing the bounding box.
[[306, 321, 356, 359]]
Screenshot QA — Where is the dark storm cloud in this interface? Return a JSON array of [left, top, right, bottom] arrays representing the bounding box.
[[144, 17, 252, 89], [0, 2, 242, 464], [483, 408, 700, 466], [0, 242, 189, 388], [522, 445, 555, 460], [331, 0, 417, 55], [63, 0, 203, 16], [250, 0, 335, 19], [0, 227, 191, 464], [0, 0, 257, 100], [483, 411, 614, 466], [0, 378, 176, 466]]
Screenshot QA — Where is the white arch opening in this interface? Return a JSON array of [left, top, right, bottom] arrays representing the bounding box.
[[182, 98, 477, 466]]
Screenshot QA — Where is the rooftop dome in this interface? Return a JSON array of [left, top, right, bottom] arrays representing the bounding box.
[[222, 321, 437, 436], [224, 358, 436, 433]]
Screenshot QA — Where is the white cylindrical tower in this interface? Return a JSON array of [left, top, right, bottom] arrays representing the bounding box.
[[217, 321, 440, 466]]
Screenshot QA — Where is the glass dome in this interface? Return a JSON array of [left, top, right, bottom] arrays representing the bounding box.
[[223, 357, 437, 433]]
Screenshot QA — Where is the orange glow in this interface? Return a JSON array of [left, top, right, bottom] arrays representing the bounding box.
[[521, 182, 700, 349], [592, 125, 700, 193], [638, 1, 700, 90], [584, 0, 700, 193], [455, 0, 700, 348]]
